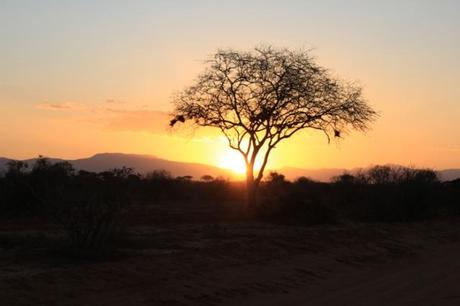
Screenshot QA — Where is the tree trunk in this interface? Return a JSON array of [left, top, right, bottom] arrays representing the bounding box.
[[246, 165, 257, 211]]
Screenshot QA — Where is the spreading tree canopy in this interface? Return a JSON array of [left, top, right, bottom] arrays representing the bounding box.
[[171, 46, 377, 207]]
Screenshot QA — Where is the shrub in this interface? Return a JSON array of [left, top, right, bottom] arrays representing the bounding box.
[[47, 178, 129, 256], [258, 180, 339, 225], [1, 160, 43, 216]]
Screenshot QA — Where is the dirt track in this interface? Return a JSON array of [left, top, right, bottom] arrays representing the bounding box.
[[238, 242, 460, 306], [1, 219, 460, 306]]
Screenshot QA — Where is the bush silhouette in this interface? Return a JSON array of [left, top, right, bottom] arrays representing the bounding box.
[[46, 171, 131, 256], [0, 159, 458, 230]]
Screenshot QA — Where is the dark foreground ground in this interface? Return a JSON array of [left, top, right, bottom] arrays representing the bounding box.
[[1, 204, 460, 306]]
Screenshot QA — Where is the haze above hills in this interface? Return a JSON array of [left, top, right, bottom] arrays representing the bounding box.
[[0, 153, 459, 182]]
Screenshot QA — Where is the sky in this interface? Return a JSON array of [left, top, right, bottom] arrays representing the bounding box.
[[0, 0, 459, 171]]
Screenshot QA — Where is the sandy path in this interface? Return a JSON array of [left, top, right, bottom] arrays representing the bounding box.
[[237, 242, 460, 306]]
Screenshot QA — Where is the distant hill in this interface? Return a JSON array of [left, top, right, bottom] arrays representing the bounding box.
[[0, 158, 10, 171], [0, 153, 234, 180], [277, 167, 347, 182], [438, 169, 460, 182], [71, 153, 233, 179], [0, 153, 459, 182]]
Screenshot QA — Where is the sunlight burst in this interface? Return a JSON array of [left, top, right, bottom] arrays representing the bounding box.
[[217, 151, 246, 174]]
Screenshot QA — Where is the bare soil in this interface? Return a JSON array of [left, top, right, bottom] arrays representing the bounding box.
[[1, 206, 460, 306]]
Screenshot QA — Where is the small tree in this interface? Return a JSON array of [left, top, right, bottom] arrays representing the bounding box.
[[171, 46, 377, 208], [201, 174, 214, 182]]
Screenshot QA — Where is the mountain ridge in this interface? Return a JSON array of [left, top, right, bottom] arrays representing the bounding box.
[[0, 153, 234, 179]]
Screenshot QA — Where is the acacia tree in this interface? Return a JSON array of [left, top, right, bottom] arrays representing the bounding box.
[[170, 46, 377, 208]]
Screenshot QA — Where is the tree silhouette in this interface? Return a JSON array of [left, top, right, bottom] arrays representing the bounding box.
[[201, 174, 214, 182], [171, 46, 377, 208]]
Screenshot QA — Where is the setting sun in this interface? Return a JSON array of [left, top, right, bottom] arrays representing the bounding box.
[[217, 150, 247, 175]]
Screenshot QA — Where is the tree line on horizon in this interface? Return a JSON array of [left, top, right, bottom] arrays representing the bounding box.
[[1, 156, 459, 217]]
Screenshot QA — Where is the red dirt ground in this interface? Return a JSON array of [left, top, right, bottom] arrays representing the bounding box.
[[1, 213, 460, 306]]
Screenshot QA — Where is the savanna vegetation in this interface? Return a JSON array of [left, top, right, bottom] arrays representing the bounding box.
[[1, 156, 459, 256]]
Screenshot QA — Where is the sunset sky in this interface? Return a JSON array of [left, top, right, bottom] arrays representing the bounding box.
[[1, 0, 459, 171]]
